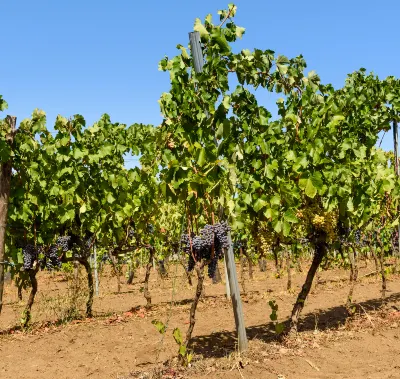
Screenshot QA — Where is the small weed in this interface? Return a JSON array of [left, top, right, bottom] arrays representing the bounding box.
[[152, 320, 193, 366], [268, 300, 284, 335]]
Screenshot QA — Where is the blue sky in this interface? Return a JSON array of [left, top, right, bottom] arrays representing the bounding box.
[[2, 0, 399, 166]]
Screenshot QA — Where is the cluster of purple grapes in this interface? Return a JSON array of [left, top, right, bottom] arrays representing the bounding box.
[[68, 234, 94, 259], [354, 229, 361, 245], [22, 244, 39, 270], [337, 226, 367, 246], [56, 236, 72, 251], [180, 222, 230, 278], [44, 245, 62, 270], [19, 233, 93, 271], [42, 236, 74, 270], [337, 222, 365, 245], [22, 236, 70, 271]]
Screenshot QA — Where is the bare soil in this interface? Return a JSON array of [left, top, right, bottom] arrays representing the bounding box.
[[1, 261, 400, 379]]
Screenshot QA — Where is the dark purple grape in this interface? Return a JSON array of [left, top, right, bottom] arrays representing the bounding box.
[[22, 244, 38, 270]]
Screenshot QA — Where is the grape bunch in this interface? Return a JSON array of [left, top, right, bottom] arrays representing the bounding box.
[[40, 236, 71, 270], [260, 229, 274, 256], [180, 222, 231, 278], [320, 211, 338, 242], [207, 258, 218, 278], [180, 233, 196, 272], [298, 204, 338, 242], [194, 230, 216, 278], [180, 233, 196, 255], [44, 245, 62, 270], [22, 244, 38, 270], [337, 223, 365, 246], [19, 234, 78, 271], [212, 222, 230, 251], [128, 228, 135, 239], [354, 229, 361, 245], [56, 236, 72, 251]]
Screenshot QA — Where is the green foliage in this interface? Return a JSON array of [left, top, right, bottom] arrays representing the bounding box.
[[152, 319, 167, 334], [173, 327, 193, 366], [268, 300, 284, 335], [0, 95, 8, 112], [152, 321, 193, 366]]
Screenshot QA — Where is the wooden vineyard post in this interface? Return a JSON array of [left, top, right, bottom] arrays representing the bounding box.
[[224, 232, 248, 352], [223, 256, 231, 298], [189, 30, 248, 352], [189, 31, 204, 73], [0, 115, 16, 315]]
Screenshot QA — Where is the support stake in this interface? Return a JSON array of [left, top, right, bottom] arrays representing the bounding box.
[[224, 232, 248, 352], [189, 31, 247, 352]]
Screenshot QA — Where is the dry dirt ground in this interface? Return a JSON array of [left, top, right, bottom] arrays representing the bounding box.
[[1, 261, 400, 379]]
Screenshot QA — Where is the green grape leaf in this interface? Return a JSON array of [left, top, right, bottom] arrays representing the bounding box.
[[172, 327, 183, 345], [152, 320, 167, 335], [194, 18, 209, 38]]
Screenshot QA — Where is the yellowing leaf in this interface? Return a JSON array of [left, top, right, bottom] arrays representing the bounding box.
[[194, 18, 209, 38], [107, 193, 116, 204], [79, 203, 87, 214], [236, 26, 245, 38]]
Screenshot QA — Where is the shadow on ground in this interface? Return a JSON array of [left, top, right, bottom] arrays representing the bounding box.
[[189, 292, 400, 358]]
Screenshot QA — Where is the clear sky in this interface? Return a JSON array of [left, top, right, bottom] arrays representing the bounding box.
[[2, 0, 399, 165]]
